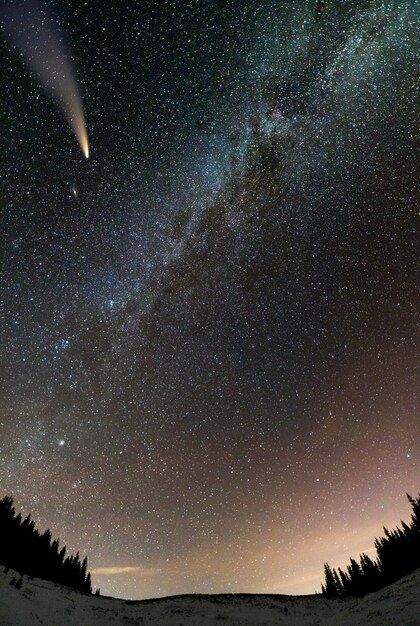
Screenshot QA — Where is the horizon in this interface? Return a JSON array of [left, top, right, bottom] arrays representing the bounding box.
[[0, 491, 417, 601]]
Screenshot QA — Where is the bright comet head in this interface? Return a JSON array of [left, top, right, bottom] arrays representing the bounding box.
[[81, 133, 89, 159]]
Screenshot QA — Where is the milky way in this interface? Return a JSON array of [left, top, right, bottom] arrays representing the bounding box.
[[0, 0, 418, 599]]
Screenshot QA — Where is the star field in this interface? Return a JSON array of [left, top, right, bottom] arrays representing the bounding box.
[[0, 0, 418, 599]]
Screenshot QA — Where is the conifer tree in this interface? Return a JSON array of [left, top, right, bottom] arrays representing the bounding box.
[[322, 563, 339, 597], [321, 493, 420, 597], [0, 496, 92, 594]]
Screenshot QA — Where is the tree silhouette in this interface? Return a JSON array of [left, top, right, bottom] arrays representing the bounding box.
[[321, 563, 339, 597], [322, 493, 420, 597], [0, 496, 92, 593]]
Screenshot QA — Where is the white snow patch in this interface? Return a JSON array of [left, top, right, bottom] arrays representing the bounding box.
[[0, 566, 419, 625]]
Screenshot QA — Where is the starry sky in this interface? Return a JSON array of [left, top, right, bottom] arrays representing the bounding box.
[[0, 0, 418, 599]]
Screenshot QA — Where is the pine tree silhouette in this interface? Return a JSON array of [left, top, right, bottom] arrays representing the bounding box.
[[321, 563, 339, 597], [322, 493, 420, 597], [0, 496, 92, 594]]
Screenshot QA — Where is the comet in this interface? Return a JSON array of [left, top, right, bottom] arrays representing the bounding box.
[[1, 0, 89, 158]]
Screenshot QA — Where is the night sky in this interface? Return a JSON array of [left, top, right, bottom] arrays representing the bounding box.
[[0, 0, 418, 599]]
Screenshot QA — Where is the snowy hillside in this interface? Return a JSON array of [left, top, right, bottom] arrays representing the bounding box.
[[1, 567, 419, 625]]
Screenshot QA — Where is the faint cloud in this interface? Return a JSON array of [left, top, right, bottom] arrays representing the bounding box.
[[91, 566, 160, 577]]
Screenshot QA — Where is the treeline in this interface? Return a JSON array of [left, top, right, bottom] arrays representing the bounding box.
[[0, 496, 92, 593], [322, 493, 420, 597]]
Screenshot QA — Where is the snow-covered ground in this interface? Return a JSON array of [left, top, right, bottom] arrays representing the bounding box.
[[0, 567, 419, 625]]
